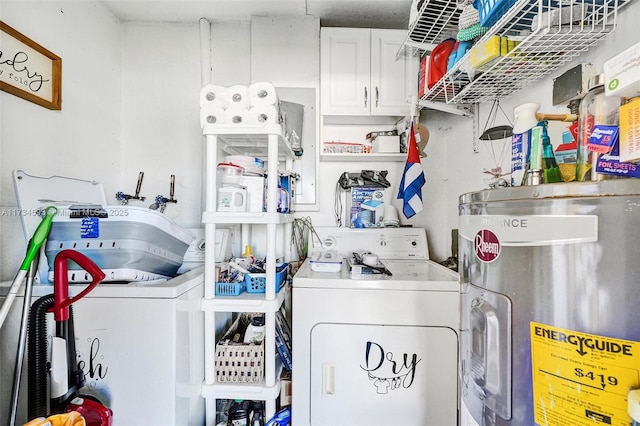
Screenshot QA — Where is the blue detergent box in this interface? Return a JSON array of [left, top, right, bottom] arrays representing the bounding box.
[[349, 187, 385, 228]]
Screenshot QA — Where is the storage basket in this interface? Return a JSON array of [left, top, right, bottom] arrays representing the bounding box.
[[215, 313, 264, 383], [215, 281, 246, 296], [475, 0, 555, 30], [475, 0, 518, 28], [245, 263, 288, 294]]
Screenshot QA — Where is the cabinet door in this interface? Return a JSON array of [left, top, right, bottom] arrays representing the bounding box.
[[320, 28, 370, 115], [370, 29, 418, 116], [310, 323, 458, 425]]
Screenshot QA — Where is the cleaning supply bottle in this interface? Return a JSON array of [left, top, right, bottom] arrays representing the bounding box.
[[524, 125, 544, 185], [511, 102, 540, 186], [539, 120, 563, 183], [243, 315, 265, 344], [242, 245, 255, 264], [228, 400, 252, 426], [575, 74, 621, 181]]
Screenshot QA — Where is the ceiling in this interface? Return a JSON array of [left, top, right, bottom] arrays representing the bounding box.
[[102, 0, 414, 29]]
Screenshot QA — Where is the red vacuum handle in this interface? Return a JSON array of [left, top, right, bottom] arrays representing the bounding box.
[[49, 249, 106, 322]]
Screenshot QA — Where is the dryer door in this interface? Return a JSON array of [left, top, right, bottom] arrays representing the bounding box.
[[310, 323, 457, 426]]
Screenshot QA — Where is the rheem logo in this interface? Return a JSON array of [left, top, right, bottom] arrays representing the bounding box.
[[474, 229, 500, 263]]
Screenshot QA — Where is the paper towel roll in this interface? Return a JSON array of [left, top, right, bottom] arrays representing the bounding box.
[[224, 107, 250, 124], [248, 82, 279, 106], [224, 85, 250, 109], [199, 84, 227, 108], [200, 105, 225, 128], [247, 105, 280, 124]]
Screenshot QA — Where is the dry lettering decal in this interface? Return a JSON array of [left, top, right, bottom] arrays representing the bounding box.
[[360, 341, 421, 394], [474, 229, 501, 262]]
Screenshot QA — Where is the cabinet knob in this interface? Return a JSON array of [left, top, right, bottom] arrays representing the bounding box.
[[376, 86, 379, 107], [364, 86, 368, 108]]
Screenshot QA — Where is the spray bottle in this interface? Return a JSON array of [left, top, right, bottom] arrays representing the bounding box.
[[511, 103, 540, 186]]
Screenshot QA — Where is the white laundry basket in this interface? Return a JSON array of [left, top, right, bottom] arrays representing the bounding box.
[[12, 169, 194, 283]]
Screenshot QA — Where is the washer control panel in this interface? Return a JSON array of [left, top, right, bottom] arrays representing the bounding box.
[[313, 227, 429, 260]]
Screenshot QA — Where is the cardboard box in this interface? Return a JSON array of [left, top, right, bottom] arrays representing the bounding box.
[[373, 135, 401, 153], [419, 54, 429, 98], [594, 125, 640, 178], [619, 97, 640, 163], [604, 41, 640, 99], [239, 175, 265, 213], [349, 187, 385, 228]]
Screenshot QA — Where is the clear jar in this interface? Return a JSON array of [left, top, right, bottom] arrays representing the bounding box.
[[575, 74, 621, 181]]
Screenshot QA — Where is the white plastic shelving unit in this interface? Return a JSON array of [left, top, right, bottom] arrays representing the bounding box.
[[398, 0, 630, 110], [201, 123, 295, 424]]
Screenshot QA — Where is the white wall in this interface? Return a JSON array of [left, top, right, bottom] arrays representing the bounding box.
[[0, 1, 122, 280], [119, 22, 203, 226]]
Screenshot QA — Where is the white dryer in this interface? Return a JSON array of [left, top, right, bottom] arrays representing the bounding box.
[[292, 227, 460, 426]]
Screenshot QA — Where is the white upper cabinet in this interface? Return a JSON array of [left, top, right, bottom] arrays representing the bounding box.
[[321, 28, 418, 116]]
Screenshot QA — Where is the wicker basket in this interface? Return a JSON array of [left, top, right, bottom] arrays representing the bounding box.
[[215, 313, 264, 383]]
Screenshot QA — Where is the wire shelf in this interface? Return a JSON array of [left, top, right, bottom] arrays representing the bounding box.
[[400, 0, 630, 107], [396, 0, 460, 58]]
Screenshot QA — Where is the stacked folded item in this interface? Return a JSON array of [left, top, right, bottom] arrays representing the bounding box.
[[199, 82, 304, 155], [199, 82, 281, 127]]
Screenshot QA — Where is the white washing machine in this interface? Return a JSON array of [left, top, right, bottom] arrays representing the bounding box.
[[292, 227, 460, 426], [0, 267, 205, 425]]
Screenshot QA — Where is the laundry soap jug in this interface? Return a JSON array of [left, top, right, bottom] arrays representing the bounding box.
[[511, 102, 540, 186]]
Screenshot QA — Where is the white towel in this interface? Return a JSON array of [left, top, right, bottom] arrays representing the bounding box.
[[199, 84, 227, 108], [224, 85, 250, 109], [247, 105, 279, 124], [200, 105, 225, 128], [248, 82, 279, 106], [224, 107, 250, 124]]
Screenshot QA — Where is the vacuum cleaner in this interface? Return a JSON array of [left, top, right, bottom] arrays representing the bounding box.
[[27, 249, 113, 425]]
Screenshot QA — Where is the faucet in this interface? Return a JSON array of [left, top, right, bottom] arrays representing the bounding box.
[[150, 174, 178, 213], [115, 171, 146, 205]]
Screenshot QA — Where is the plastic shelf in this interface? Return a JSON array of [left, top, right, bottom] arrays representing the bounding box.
[[202, 123, 295, 159]]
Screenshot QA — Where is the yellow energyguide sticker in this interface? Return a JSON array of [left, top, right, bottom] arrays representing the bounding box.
[[530, 322, 640, 426]]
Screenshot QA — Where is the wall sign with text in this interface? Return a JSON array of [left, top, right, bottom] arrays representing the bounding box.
[[0, 21, 61, 110]]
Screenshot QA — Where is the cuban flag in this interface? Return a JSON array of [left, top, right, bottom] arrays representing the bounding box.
[[397, 123, 425, 219]]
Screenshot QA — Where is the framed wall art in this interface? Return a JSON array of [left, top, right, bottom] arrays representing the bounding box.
[[0, 21, 62, 110]]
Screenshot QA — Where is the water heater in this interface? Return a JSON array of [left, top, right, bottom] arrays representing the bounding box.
[[458, 180, 640, 425]]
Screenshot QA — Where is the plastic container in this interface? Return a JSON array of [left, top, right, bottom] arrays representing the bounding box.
[[474, 0, 517, 28], [428, 38, 456, 89], [511, 102, 540, 186], [215, 281, 246, 296], [224, 155, 265, 176], [218, 162, 245, 185], [245, 263, 288, 293], [218, 185, 247, 212], [575, 74, 621, 181]]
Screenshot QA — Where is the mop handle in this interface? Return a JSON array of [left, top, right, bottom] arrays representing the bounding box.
[[20, 206, 58, 271], [0, 206, 57, 329]]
